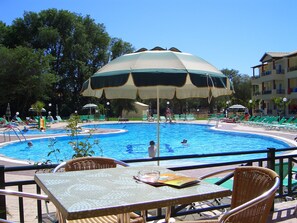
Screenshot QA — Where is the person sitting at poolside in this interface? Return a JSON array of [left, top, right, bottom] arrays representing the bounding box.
[[148, 140, 157, 158]]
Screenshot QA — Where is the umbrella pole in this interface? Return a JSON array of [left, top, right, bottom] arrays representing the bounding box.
[[157, 87, 160, 166]]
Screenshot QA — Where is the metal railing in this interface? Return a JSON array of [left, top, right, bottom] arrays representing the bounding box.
[[0, 148, 297, 222]]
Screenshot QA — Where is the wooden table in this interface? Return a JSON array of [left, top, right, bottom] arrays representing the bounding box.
[[35, 166, 231, 223]]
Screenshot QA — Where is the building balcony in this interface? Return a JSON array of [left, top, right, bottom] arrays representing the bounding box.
[[288, 66, 297, 72], [288, 87, 297, 94], [252, 71, 285, 85], [262, 90, 272, 95]]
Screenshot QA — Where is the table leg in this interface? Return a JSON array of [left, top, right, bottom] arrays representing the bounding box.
[[117, 213, 130, 223], [156, 207, 175, 223], [165, 206, 171, 223]]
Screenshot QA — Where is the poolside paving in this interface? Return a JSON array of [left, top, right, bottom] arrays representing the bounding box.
[[0, 120, 297, 222]]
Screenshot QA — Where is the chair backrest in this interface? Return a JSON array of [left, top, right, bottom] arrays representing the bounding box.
[[53, 157, 128, 172], [56, 115, 63, 121], [220, 166, 280, 223]]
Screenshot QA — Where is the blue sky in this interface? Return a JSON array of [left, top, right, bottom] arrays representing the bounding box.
[[1, 0, 296, 75]]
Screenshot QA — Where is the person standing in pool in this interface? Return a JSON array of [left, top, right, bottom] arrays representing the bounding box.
[[148, 140, 156, 158]]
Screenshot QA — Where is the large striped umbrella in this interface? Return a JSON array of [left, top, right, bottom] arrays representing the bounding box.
[[81, 47, 233, 160]]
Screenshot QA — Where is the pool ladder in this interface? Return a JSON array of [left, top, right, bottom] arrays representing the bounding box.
[[3, 125, 27, 142]]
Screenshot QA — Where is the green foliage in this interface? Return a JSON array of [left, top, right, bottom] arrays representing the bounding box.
[[31, 101, 45, 117], [110, 38, 135, 60], [0, 21, 8, 44], [272, 97, 291, 110], [0, 9, 134, 117], [66, 114, 99, 158], [0, 46, 55, 114], [47, 137, 63, 163], [248, 99, 260, 109], [221, 68, 252, 106]]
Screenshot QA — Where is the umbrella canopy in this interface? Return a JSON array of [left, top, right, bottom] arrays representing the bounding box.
[[81, 47, 233, 161], [29, 108, 46, 113], [82, 103, 98, 115], [82, 47, 233, 100], [229, 104, 246, 109], [82, 103, 98, 109]]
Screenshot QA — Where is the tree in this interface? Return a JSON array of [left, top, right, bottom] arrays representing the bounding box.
[[0, 46, 55, 115], [31, 101, 45, 117], [2, 9, 135, 116], [221, 68, 252, 107], [110, 38, 134, 60], [272, 97, 291, 116], [0, 21, 8, 44]]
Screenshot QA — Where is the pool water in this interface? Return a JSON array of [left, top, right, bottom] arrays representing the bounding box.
[[0, 123, 289, 163]]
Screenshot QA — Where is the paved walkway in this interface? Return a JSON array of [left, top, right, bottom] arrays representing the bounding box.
[[0, 120, 297, 222]]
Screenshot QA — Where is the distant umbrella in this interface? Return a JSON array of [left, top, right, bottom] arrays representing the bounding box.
[[56, 104, 59, 116], [82, 103, 98, 115], [5, 103, 11, 121], [228, 104, 246, 109], [29, 108, 46, 113]]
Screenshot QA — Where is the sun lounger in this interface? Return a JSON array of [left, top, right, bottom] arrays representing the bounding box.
[[15, 117, 25, 125], [56, 115, 65, 122], [99, 114, 106, 121]]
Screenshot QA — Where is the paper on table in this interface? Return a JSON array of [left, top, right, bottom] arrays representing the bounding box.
[[157, 173, 200, 187]]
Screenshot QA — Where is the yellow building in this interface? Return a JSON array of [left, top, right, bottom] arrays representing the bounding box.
[[251, 50, 297, 116]]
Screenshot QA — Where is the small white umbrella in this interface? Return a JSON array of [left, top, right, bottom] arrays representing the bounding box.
[[82, 103, 98, 115], [228, 104, 246, 109], [29, 108, 46, 112]]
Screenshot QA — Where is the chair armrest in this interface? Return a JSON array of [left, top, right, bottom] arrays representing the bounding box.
[[219, 177, 280, 223], [115, 159, 129, 167], [53, 161, 66, 172], [0, 189, 49, 201], [199, 168, 235, 180]]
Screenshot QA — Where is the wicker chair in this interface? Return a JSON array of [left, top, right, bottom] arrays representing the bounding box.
[[53, 156, 129, 172], [52, 157, 144, 223], [177, 166, 280, 223]]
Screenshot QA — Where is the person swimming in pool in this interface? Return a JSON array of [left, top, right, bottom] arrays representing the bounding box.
[[148, 140, 156, 158], [27, 141, 33, 147], [181, 139, 188, 146], [22, 126, 29, 132]]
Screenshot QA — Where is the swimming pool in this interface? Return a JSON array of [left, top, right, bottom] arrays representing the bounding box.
[[0, 123, 289, 164]]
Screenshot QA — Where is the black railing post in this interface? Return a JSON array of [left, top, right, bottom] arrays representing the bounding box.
[[0, 165, 7, 220], [267, 148, 276, 170], [267, 148, 277, 211], [36, 185, 43, 223], [288, 157, 293, 196], [18, 185, 24, 223]]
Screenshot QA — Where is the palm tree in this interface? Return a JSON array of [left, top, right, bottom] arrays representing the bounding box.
[[31, 101, 45, 117]]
